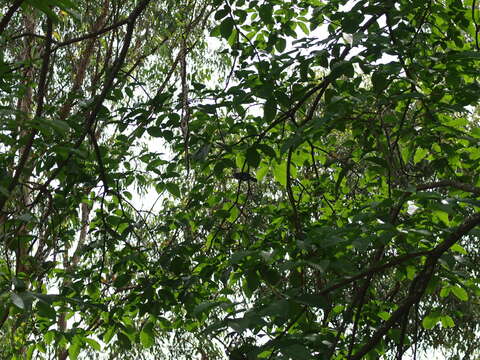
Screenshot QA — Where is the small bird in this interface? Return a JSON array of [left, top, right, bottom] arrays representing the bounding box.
[[233, 172, 257, 182]]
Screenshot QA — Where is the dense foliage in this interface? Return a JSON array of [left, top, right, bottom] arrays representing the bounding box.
[[1, 0, 480, 359]]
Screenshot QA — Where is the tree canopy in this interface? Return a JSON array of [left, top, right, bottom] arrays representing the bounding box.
[[1, 0, 480, 359]]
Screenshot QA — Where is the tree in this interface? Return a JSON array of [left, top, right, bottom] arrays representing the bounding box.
[[0, 0, 216, 358], [1, 0, 480, 359]]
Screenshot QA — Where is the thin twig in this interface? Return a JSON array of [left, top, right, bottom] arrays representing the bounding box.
[[472, 0, 479, 51], [52, 18, 129, 50], [286, 146, 302, 238]]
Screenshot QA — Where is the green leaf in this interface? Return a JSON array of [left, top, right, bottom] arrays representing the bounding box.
[[450, 243, 467, 254], [330, 60, 354, 79], [407, 265, 417, 280], [49, 119, 70, 134], [256, 164, 269, 181], [341, 12, 364, 33], [147, 127, 163, 137], [236, 153, 246, 169], [275, 37, 287, 52], [440, 315, 455, 328], [166, 183, 181, 198], [37, 301, 56, 319], [263, 98, 277, 122], [413, 148, 428, 164], [282, 343, 311, 360], [273, 162, 287, 187], [316, 50, 329, 68], [193, 301, 226, 316], [220, 17, 235, 40], [245, 269, 260, 296], [228, 206, 240, 222], [26, 345, 34, 360], [298, 21, 309, 35], [85, 338, 101, 351], [433, 210, 450, 226], [259, 266, 280, 285], [334, 165, 349, 195], [54, 0, 78, 10], [258, 4, 274, 24], [103, 327, 115, 344], [228, 27, 237, 46], [377, 311, 391, 321], [45, 331, 55, 344], [451, 285, 468, 301], [113, 273, 131, 288], [11, 293, 25, 310], [140, 323, 155, 348], [246, 147, 261, 168], [257, 80, 274, 99], [258, 144, 276, 159], [68, 342, 81, 360], [371, 71, 388, 92], [422, 315, 438, 329], [215, 7, 229, 21], [440, 286, 450, 298], [446, 51, 480, 60]]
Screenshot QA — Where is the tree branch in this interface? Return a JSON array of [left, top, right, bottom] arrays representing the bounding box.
[[30, 0, 152, 206], [417, 180, 480, 196], [52, 18, 129, 50], [0, 17, 53, 212], [351, 212, 480, 360], [0, 0, 24, 35], [286, 146, 302, 238]]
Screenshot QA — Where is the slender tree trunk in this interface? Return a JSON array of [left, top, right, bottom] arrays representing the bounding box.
[[56, 4, 109, 359], [14, 12, 35, 275]]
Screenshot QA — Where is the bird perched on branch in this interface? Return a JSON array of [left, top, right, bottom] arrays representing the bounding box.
[[233, 172, 257, 182]]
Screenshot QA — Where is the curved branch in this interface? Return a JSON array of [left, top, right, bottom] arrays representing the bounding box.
[[0, 304, 9, 330], [0, 0, 24, 35], [417, 180, 480, 196], [351, 212, 480, 360], [53, 18, 129, 50], [286, 146, 302, 238]]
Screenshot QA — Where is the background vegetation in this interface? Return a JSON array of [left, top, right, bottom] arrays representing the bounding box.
[[1, 0, 480, 359]]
